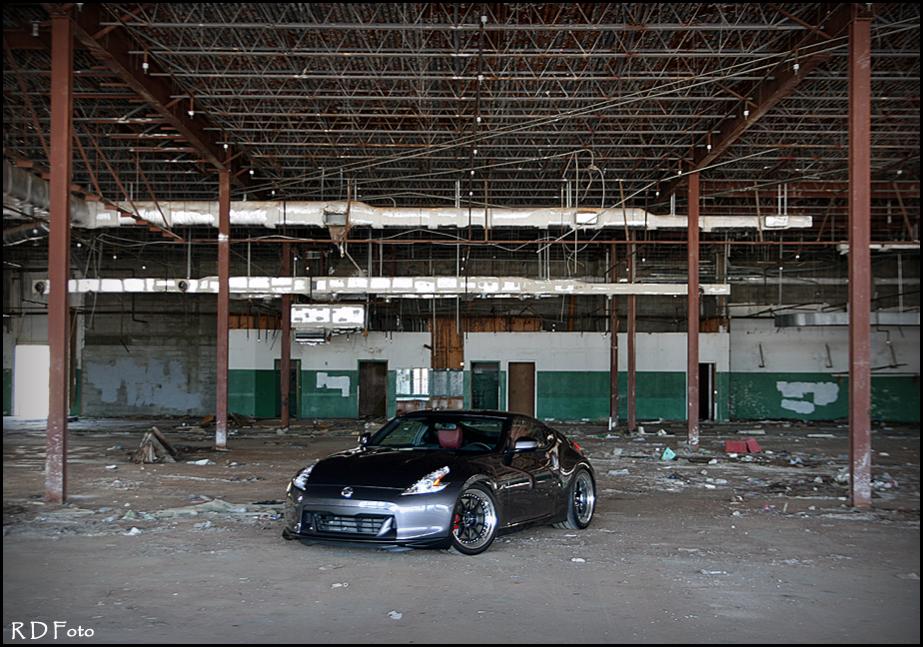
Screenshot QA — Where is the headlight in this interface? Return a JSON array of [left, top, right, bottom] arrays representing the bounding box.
[[402, 466, 450, 496], [290, 464, 315, 490]]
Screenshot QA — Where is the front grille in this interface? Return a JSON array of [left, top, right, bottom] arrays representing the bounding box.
[[306, 511, 391, 537]]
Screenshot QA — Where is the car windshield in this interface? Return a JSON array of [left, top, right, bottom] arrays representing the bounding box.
[[369, 415, 509, 452]]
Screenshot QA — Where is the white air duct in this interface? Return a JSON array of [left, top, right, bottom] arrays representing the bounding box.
[[78, 199, 812, 231]]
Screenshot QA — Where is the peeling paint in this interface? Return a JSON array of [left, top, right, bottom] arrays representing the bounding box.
[[317, 372, 350, 398], [777, 381, 840, 414]]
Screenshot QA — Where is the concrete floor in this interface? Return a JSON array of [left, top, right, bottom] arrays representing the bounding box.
[[3, 417, 920, 643]]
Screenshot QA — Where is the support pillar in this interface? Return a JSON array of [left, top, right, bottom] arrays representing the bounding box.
[[608, 242, 619, 431], [687, 172, 700, 448], [848, 7, 873, 508], [280, 243, 292, 428], [45, 8, 74, 503], [627, 234, 637, 433], [215, 169, 230, 449]]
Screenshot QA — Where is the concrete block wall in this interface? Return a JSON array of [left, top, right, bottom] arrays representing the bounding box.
[[464, 332, 730, 422], [228, 331, 430, 419], [730, 320, 920, 422]]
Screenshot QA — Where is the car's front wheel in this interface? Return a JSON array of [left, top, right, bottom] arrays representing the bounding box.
[[555, 469, 596, 530], [449, 484, 499, 555]]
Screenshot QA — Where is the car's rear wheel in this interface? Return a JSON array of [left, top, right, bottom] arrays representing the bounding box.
[[449, 484, 499, 555], [554, 469, 595, 530]]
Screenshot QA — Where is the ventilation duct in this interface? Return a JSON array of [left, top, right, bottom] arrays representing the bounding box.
[[3, 159, 90, 222], [76, 199, 812, 231]]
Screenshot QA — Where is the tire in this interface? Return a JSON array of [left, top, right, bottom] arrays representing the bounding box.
[[554, 469, 596, 530], [449, 484, 499, 555]]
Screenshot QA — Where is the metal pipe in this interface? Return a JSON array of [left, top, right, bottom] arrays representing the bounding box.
[[687, 172, 700, 449], [627, 234, 637, 433], [848, 8, 873, 509], [280, 242, 292, 428], [45, 8, 73, 504], [215, 169, 230, 449], [608, 242, 618, 431]]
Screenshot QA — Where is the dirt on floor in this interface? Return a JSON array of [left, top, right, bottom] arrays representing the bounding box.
[[2, 417, 920, 643]]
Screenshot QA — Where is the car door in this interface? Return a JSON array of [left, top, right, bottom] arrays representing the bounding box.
[[502, 417, 562, 524]]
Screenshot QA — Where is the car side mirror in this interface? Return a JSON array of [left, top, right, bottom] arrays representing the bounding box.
[[358, 432, 371, 447], [513, 439, 539, 452]]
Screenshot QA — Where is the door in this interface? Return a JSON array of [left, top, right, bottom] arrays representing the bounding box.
[[14, 345, 50, 418], [508, 362, 535, 416], [471, 362, 500, 409], [503, 417, 560, 524], [274, 359, 301, 418], [698, 362, 715, 421], [359, 360, 388, 418]]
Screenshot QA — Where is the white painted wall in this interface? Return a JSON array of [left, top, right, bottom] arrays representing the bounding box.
[[229, 330, 431, 370], [13, 345, 49, 418], [465, 332, 730, 372], [730, 319, 920, 374]]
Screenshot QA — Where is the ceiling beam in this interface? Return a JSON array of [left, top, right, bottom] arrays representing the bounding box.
[[58, 4, 256, 193], [664, 4, 856, 194]]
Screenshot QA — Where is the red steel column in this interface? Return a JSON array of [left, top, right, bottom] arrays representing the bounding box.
[[215, 169, 230, 449], [627, 234, 637, 433], [848, 7, 873, 508], [687, 172, 700, 448], [45, 8, 74, 503], [608, 241, 619, 431], [280, 243, 292, 428]]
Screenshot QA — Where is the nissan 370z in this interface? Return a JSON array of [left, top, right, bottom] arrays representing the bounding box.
[[283, 410, 596, 555]]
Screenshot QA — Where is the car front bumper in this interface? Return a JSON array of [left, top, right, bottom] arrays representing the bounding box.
[[284, 483, 456, 546]]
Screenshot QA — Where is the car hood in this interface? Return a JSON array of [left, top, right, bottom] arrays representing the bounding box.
[[307, 447, 480, 489]]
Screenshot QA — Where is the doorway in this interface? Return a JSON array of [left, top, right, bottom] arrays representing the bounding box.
[[698, 362, 715, 421], [471, 362, 500, 410], [273, 358, 301, 418], [14, 345, 50, 418], [508, 362, 535, 417], [359, 360, 388, 417]]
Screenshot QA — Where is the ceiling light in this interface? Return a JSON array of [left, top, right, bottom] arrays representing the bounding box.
[[32, 21, 39, 37], [743, 109, 750, 118]]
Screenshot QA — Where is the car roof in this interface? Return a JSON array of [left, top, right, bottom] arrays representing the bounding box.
[[398, 409, 522, 421]]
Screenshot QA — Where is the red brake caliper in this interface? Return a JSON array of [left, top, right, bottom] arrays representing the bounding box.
[[453, 513, 461, 533]]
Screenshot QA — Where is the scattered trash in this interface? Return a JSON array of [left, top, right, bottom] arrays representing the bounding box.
[[737, 429, 765, 435], [331, 582, 349, 589], [387, 610, 403, 620], [660, 447, 677, 461], [105, 465, 118, 470], [725, 438, 762, 454], [708, 458, 719, 465], [123, 527, 142, 536], [571, 557, 586, 563], [607, 469, 629, 477], [131, 426, 178, 464], [807, 434, 835, 439], [186, 459, 216, 466], [834, 468, 850, 484], [636, 425, 645, 435], [656, 429, 668, 437], [193, 520, 213, 530], [610, 447, 623, 458], [698, 569, 727, 576]]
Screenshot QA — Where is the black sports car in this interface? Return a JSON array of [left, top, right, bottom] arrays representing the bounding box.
[[283, 410, 597, 554]]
